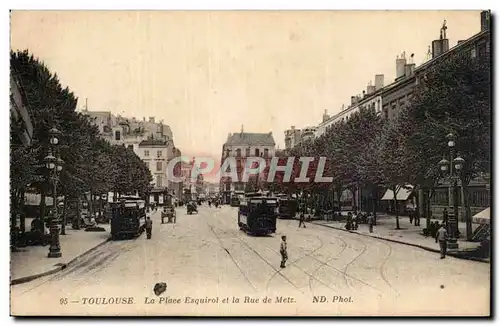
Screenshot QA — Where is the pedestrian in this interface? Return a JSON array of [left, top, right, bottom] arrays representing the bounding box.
[[145, 216, 153, 239], [409, 209, 414, 224], [435, 223, 448, 259], [414, 211, 420, 226], [161, 207, 167, 224], [298, 211, 306, 228], [280, 235, 288, 268], [367, 213, 374, 233], [442, 208, 448, 225]]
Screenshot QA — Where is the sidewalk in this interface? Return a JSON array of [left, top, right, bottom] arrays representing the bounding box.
[[309, 214, 489, 263], [10, 223, 111, 285]]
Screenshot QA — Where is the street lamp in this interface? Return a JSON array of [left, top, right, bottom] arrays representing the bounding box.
[[438, 132, 465, 250], [46, 127, 63, 258]]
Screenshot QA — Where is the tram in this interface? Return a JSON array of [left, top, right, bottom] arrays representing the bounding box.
[[110, 196, 146, 240], [238, 193, 278, 235]]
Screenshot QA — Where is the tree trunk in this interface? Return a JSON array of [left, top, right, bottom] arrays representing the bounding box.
[[414, 186, 420, 220], [350, 187, 357, 211], [393, 187, 400, 229], [39, 188, 46, 234], [20, 190, 26, 234], [336, 189, 342, 212], [427, 188, 434, 224], [461, 181, 473, 240], [372, 185, 378, 225], [89, 190, 94, 217], [75, 194, 81, 230], [61, 196, 67, 235]]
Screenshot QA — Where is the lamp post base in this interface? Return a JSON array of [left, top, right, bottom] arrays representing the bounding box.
[[447, 238, 459, 250], [48, 225, 62, 258]]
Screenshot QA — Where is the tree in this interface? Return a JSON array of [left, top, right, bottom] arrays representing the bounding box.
[[404, 50, 491, 238], [375, 120, 412, 229]]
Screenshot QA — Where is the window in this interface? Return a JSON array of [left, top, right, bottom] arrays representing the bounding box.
[[156, 175, 162, 188], [478, 42, 487, 57], [144, 160, 149, 170], [236, 149, 241, 157], [157, 150, 162, 158], [115, 130, 121, 141], [246, 148, 250, 157], [255, 148, 260, 157], [156, 161, 163, 171], [471, 48, 477, 58], [264, 148, 269, 158], [383, 108, 389, 120], [144, 150, 150, 157]]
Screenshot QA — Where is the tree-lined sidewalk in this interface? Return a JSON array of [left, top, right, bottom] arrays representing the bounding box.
[[11, 50, 153, 238], [266, 43, 491, 239]]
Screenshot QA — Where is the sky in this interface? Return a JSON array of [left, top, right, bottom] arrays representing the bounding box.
[[10, 10, 482, 160]]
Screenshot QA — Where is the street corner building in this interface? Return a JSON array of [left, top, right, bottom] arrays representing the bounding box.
[[219, 130, 276, 204]]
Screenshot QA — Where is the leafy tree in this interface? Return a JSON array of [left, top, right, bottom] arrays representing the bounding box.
[[403, 49, 491, 238]]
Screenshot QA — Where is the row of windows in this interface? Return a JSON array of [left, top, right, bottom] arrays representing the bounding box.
[[225, 148, 270, 158], [127, 146, 163, 158], [143, 150, 163, 158], [143, 160, 164, 172]]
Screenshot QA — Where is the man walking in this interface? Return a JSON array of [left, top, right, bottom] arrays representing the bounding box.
[[435, 223, 448, 259], [367, 213, 374, 233], [280, 235, 288, 268], [298, 211, 306, 228], [145, 216, 153, 239]]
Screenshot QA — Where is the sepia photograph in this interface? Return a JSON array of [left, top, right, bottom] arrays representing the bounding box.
[[9, 9, 491, 316]]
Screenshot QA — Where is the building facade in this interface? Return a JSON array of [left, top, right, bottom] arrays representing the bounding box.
[[84, 109, 177, 200], [220, 131, 276, 203], [284, 126, 302, 150], [315, 74, 385, 139]]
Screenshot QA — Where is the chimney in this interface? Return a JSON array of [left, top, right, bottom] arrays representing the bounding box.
[[396, 53, 407, 78], [143, 117, 145, 122], [367, 82, 376, 95], [481, 11, 490, 32], [432, 20, 450, 58], [149, 117, 155, 123], [375, 74, 384, 90], [362, 90, 366, 98], [291, 125, 295, 130], [351, 96, 356, 105], [404, 63, 416, 76]]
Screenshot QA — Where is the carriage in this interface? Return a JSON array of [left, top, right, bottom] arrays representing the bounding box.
[[238, 193, 278, 236]]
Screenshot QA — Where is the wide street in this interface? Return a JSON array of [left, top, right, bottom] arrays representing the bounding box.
[[11, 204, 490, 316]]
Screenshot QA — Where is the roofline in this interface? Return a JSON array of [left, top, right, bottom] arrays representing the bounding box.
[[379, 30, 490, 96], [318, 30, 490, 128]]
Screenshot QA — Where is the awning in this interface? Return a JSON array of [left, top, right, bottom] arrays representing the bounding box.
[[473, 207, 490, 225], [381, 185, 414, 201]]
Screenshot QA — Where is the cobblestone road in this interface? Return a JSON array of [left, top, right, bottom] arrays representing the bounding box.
[[11, 205, 490, 316]]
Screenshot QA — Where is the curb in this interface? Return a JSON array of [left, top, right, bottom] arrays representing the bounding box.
[[311, 222, 490, 264], [10, 236, 111, 286]]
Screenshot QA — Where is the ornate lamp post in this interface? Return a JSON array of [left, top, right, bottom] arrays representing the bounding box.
[[45, 127, 63, 258], [438, 132, 465, 250]]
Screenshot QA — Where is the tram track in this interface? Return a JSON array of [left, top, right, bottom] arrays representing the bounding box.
[[207, 224, 258, 292], [264, 234, 325, 292]]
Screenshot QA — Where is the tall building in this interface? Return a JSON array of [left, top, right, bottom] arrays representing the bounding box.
[[220, 131, 276, 204], [83, 109, 177, 201], [284, 126, 301, 150]]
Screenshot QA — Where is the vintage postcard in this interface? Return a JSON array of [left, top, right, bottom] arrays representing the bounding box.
[[9, 10, 491, 316]]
